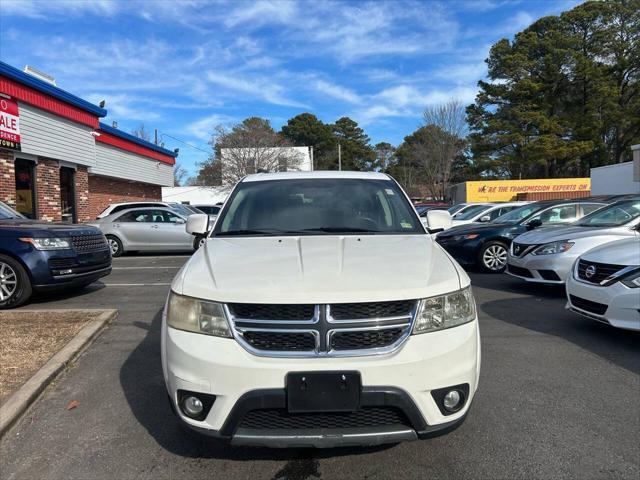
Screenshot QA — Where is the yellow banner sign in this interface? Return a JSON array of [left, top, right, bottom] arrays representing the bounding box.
[[465, 178, 591, 202]]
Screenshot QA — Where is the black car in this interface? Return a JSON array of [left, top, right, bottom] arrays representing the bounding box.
[[0, 202, 112, 308], [435, 199, 609, 272]]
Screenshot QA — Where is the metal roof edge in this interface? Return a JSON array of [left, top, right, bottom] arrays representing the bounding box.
[[98, 122, 178, 157], [0, 61, 107, 117]]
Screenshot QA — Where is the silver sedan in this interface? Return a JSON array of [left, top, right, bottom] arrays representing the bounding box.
[[86, 207, 201, 257]]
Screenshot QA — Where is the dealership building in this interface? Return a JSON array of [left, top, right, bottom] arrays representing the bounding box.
[[0, 61, 176, 222]]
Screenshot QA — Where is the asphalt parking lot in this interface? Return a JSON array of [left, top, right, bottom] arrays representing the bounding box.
[[1, 254, 639, 480]]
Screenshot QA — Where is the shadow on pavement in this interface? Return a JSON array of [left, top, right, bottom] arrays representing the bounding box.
[[481, 296, 640, 375], [27, 282, 107, 305], [120, 309, 395, 461]]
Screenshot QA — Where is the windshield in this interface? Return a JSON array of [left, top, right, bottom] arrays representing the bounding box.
[[448, 204, 467, 215], [213, 178, 422, 236], [493, 204, 544, 224], [0, 202, 26, 220], [575, 200, 640, 227], [170, 204, 197, 217], [454, 204, 492, 220]]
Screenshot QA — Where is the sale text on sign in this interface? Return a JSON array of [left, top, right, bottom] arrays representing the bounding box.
[[0, 97, 21, 151]]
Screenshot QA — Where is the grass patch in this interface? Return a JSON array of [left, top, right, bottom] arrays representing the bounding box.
[[0, 310, 101, 405]]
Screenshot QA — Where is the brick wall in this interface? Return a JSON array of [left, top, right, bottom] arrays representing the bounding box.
[[0, 151, 16, 207], [88, 175, 161, 219], [35, 158, 61, 222], [75, 166, 91, 222]]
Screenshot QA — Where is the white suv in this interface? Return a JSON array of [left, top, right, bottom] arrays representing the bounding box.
[[162, 172, 480, 448]]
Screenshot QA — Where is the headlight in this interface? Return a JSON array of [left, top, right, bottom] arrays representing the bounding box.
[[19, 237, 71, 250], [531, 241, 574, 255], [451, 233, 479, 241], [166, 291, 232, 338], [621, 269, 640, 288], [412, 287, 476, 334]]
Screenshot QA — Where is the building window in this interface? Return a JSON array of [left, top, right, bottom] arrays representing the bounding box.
[[60, 166, 76, 223], [14, 158, 36, 219]]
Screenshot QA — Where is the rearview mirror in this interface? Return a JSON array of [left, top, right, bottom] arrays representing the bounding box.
[[186, 214, 209, 235], [479, 215, 491, 223], [526, 218, 542, 230], [424, 210, 452, 233]]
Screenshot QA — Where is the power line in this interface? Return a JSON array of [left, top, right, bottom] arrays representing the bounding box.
[[159, 133, 211, 155]]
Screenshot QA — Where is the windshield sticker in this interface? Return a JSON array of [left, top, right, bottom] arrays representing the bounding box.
[[385, 188, 395, 195], [400, 221, 412, 228]]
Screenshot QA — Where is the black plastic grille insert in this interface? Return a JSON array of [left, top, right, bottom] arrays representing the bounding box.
[[577, 260, 625, 284], [330, 300, 414, 320], [71, 234, 108, 253], [331, 328, 404, 351], [242, 331, 315, 351], [229, 303, 315, 320], [569, 295, 608, 315], [239, 407, 410, 430]]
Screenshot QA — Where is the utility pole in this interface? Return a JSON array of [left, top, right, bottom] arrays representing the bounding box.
[[154, 129, 158, 145], [338, 143, 342, 171]]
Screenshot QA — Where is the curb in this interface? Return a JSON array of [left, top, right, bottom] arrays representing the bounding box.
[[0, 309, 118, 437]]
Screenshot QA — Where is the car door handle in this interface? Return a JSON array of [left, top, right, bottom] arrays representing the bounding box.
[[113, 224, 120, 228], [151, 225, 159, 229]]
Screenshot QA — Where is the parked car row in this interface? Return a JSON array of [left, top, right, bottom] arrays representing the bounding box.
[[436, 197, 640, 331]]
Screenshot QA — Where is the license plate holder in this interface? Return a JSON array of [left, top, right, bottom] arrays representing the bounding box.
[[286, 371, 361, 413]]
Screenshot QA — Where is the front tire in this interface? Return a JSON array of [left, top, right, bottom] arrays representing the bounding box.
[[479, 241, 508, 273], [106, 235, 123, 257], [0, 255, 32, 309]]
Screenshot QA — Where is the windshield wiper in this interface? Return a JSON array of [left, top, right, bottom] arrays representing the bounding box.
[[216, 229, 290, 236], [297, 227, 381, 234]]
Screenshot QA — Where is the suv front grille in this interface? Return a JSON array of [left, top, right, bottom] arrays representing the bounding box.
[[577, 260, 626, 285], [330, 300, 415, 320], [238, 407, 410, 430], [228, 300, 417, 357], [71, 234, 108, 253], [242, 331, 316, 351], [330, 328, 405, 351]]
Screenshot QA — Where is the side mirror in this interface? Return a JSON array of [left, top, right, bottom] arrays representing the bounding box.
[[479, 215, 491, 223], [424, 210, 452, 233], [186, 213, 209, 235], [526, 218, 542, 230]]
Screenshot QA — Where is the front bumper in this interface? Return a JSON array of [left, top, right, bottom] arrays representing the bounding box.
[[506, 251, 576, 284], [566, 276, 640, 331], [162, 315, 480, 447]]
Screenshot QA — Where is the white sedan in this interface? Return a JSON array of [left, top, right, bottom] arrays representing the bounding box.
[[566, 237, 640, 331]]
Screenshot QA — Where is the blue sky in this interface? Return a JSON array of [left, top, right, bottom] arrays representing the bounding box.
[[0, 0, 580, 176]]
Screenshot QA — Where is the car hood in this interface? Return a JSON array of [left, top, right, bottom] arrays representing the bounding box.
[[581, 238, 640, 265], [0, 219, 101, 237], [174, 235, 462, 304], [514, 225, 632, 245]]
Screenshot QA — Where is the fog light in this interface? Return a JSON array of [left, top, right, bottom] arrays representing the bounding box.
[[183, 396, 203, 418], [443, 390, 462, 411]]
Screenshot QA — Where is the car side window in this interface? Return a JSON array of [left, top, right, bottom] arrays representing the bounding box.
[[164, 211, 182, 223], [147, 209, 170, 223], [529, 205, 577, 224], [580, 203, 604, 216], [116, 210, 152, 222], [488, 206, 511, 221]]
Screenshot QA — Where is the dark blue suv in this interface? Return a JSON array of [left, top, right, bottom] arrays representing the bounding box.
[[0, 202, 111, 309]]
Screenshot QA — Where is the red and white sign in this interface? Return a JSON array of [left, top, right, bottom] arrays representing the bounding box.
[[0, 96, 21, 151]]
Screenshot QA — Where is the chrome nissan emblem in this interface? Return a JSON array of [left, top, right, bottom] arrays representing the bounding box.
[[585, 265, 597, 278]]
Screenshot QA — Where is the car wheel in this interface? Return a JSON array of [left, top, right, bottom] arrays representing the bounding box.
[[479, 241, 508, 272], [193, 235, 207, 250], [106, 235, 123, 257], [0, 255, 33, 309]]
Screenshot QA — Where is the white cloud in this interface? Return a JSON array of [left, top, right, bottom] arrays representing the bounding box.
[[185, 114, 236, 141], [205, 71, 307, 108], [314, 80, 361, 104]]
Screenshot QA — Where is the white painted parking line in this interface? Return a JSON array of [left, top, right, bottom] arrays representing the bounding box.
[[113, 255, 190, 260], [103, 283, 172, 286], [112, 267, 181, 270]]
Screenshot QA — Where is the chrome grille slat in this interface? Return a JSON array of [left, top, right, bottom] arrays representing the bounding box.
[[226, 301, 418, 358]]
